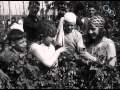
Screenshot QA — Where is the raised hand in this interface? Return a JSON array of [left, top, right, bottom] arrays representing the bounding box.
[[58, 46, 67, 53]]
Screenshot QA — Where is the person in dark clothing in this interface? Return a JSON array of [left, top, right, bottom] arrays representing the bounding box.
[[23, 1, 40, 42]]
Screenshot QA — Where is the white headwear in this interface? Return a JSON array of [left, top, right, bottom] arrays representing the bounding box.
[[64, 12, 77, 25], [10, 23, 24, 32]]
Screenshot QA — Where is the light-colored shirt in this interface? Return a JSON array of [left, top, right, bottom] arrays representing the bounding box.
[[87, 36, 117, 66], [30, 43, 58, 67], [64, 29, 85, 55]]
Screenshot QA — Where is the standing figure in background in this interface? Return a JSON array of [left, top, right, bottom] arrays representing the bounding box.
[[88, 3, 100, 18], [55, 1, 68, 27], [23, 1, 40, 42], [81, 3, 100, 32], [73, 2, 88, 34]]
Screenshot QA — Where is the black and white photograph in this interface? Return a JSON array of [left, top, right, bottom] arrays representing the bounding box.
[[0, 1, 120, 89]]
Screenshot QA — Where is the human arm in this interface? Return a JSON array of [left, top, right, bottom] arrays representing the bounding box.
[[30, 43, 66, 68], [81, 51, 97, 62], [107, 41, 117, 67], [75, 31, 97, 62]]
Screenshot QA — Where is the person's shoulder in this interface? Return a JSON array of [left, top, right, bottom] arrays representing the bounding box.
[[31, 42, 43, 47], [102, 37, 115, 45], [30, 43, 43, 51]]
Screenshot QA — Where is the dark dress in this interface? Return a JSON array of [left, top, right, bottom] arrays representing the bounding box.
[[23, 15, 40, 42]]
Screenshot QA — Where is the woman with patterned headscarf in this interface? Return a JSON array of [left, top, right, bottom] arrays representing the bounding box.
[[86, 15, 117, 67]]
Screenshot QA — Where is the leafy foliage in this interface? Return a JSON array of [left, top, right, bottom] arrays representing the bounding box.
[[0, 1, 120, 89], [0, 20, 120, 89]]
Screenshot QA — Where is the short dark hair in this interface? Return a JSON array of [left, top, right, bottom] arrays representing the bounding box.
[[36, 19, 57, 39], [7, 29, 25, 42], [28, 1, 40, 9], [11, 17, 16, 20]]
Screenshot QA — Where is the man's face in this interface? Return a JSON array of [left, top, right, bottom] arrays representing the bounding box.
[[15, 38, 27, 52], [89, 24, 100, 39], [64, 21, 75, 33], [29, 6, 39, 16], [89, 7, 97, 17]]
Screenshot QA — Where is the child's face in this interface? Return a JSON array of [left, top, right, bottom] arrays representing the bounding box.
[[15, 38, 27, 51]]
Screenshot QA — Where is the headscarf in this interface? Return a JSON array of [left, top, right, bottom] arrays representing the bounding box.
[[90, 15, 105, 28], [64, 12, 77, 25]]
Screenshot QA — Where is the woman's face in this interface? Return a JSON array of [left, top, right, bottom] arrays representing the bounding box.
[[44, 36, 54, 46], [89, 24, 100, 39]]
